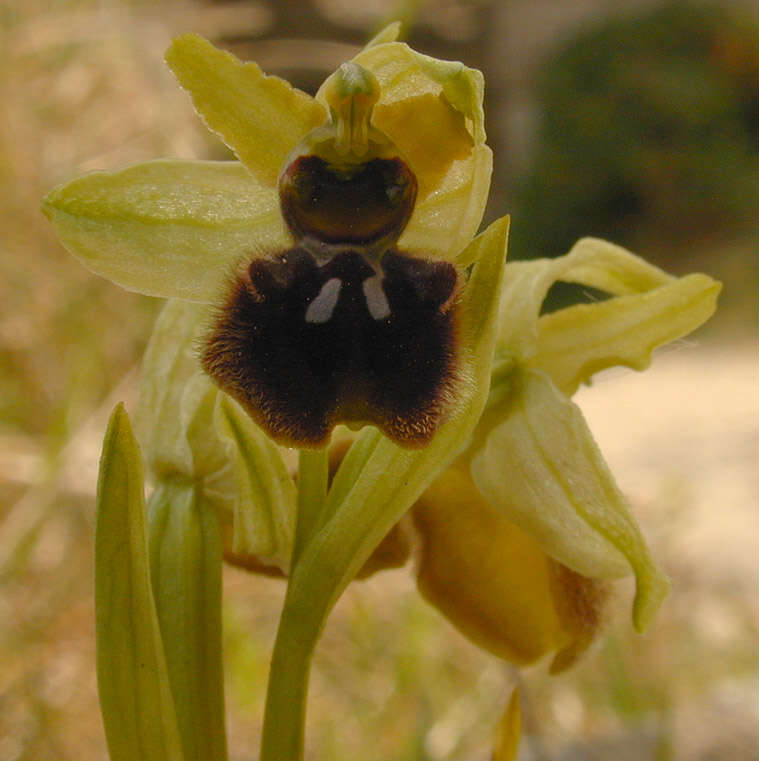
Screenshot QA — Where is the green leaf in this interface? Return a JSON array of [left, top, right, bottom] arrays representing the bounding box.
[[530, 272, 722, 395], [148, 482, 227, 761], [41, 159, 287, 301], [470, 369, 670, 631], [95, 404, 185, 761], [165, 34, 326, 187], [292, 215, 510, 613]]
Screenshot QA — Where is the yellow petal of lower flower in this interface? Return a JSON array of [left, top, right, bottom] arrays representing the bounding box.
[[531, 273, 721, 395], [493, 688, 522, 761], [412, 466, 591, 665], [165, 34, 326, 187], [470, 369, 670, 631], [42, 160, 287, 301]]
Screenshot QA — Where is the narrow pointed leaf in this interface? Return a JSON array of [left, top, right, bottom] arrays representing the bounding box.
[[530, 273, 722, 395], [166, 34, 326, 187], [470, 370, 670, 631], [148, 483, 227, 761], [42, 160, 286, 301], [95, 404, 185, 761]]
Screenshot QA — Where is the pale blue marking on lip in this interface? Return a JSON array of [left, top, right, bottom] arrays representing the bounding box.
[[362, 274, 391, 320], [305, 277, 342, 323]]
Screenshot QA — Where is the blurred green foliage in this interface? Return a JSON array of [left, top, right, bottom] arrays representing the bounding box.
[[510, 2, 759, 262]]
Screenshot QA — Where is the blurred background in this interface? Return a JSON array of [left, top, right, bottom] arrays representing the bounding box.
[[1, 0, 757, 759]]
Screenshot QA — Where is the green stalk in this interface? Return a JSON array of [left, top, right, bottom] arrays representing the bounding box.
[[292, 448, 328, 565], [259, 579, 326, 761]]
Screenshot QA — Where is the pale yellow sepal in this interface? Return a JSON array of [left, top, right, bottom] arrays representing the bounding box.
[[318, 41, 492, 260], [531, 272, 722, 396], [214, 396, 296, 573], [165, 34, 326, 187], [41, 160, 287, 301], [470, 368, 670, 631]]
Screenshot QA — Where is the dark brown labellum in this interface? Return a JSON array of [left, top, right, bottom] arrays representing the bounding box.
[[203, 248, 461, 448]]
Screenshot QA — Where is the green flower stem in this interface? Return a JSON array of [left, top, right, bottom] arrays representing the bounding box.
[[260, 447, 329, 761], [260, 577, 326, 761], [292, 448, 328, 566]]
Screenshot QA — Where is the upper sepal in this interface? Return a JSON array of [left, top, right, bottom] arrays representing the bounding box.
[[165, 34, 326, 187]]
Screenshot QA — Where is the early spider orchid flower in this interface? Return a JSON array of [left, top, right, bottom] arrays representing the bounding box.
[[42, 24, 719, 761]]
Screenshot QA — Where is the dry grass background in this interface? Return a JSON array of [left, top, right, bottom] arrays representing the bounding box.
[[1, 2, 758, 760]]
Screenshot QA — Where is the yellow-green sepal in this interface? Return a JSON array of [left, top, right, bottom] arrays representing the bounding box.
[[495, 238, 676, 360], [165, 34, 326, 187], [147, 482, 228, 761], [95, 404, 185, 761], [470, 369, 670, 631], [41, 159, 286, 301]]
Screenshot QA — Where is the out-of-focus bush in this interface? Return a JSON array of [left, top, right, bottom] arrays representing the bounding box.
[[510, 2, 759, 262]]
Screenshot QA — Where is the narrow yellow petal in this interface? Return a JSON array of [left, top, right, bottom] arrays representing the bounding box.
[[166, 34, 326, 186], [531, 273, 721, 395]]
